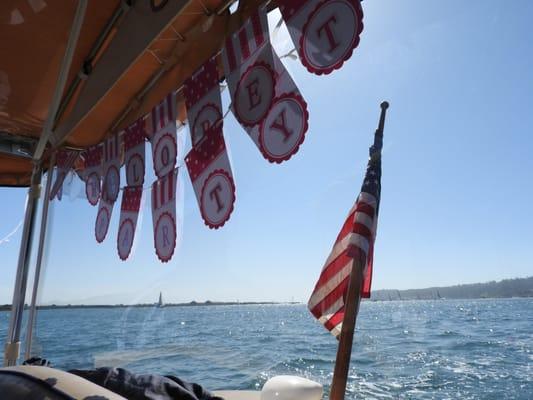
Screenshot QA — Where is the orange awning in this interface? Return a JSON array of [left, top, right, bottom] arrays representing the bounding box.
[[0, 0, 268, 186]]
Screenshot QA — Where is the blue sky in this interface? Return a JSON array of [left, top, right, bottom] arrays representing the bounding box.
[[1, 0, 532, 305]]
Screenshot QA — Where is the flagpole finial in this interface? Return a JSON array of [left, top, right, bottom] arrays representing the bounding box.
[[370, 101, 389, 158]]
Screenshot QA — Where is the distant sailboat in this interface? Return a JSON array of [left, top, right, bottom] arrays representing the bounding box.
[[157, 292, 164, 308]]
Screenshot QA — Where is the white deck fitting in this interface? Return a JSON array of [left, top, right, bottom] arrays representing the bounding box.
[[214, 390, 261, 399]]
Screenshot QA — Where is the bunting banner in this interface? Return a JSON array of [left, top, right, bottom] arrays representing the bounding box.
[[117, 186, 143, 261], [185, 129, 235, 229], [183, 56, 223, 148], [279, 0, 364, 75], [95, 135, 121, 243], [124, 117, 147, 186], [49, 150, 79, 201], [151, 169, 178, 262], [150, 93, 177, 178], [83, 145, 103, 206], [222, 7, 309, 163]]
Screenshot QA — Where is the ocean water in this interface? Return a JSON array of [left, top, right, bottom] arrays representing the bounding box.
[[0, 299, 531, 399]]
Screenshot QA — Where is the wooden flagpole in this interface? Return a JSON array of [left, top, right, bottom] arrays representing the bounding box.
[[329, 254, 365, 400], [329, 101, 389, 400]]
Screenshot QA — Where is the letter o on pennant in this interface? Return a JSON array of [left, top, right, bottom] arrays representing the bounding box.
[[199, 169, 236, 229], [234, 62, 275, 127], [259, 94, 309, 163], [301, 0, 363, 75], [153, 133, 177, 178]]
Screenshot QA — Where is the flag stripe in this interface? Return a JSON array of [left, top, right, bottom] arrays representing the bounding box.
[[308, 258, 352, 310], [311, 250, 352, 299], [353, 223, 372, 241], [323, 309, 345, 333], [310, 275, 350, 317]]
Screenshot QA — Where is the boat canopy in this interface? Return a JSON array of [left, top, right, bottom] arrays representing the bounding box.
[[0, 0, 265, 186]]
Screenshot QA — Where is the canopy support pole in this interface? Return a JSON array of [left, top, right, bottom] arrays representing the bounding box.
[[4, 163, 43, 366], [24, 152, 56, 361], [33, 0, 88, 161]]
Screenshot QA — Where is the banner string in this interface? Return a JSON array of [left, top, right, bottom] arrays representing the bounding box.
[[0, 220, 24, 246], [280, 48, 298, 60]]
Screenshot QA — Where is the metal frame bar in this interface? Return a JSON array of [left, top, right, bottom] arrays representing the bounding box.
[[33, 0, 88, 162], [54, 2, 130, 126], [24, 152, 56, 361], [49, 0, 192, 149], [3, 163, 42, 366], [108, 0, 237, 134], [0, 132, 37, 159]]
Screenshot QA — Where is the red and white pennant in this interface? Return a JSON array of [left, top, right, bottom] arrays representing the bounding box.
[[279, 0, 364, 75], [124, 117, 147, 187], [50, 150, 79, 201], [222, 6, 309, 163], [101, 134, 121, 204], [150, 93, 178, 178], [183, 56, 223, 147], [95, 134, 121, 243], [82, 145, 103, 206], [117, 186, 143, 261], [185, 128, 236, 229], [151, 169, 178, 262]]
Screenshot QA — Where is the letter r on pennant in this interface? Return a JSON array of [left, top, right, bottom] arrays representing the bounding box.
[[209, 183, 224, 212], [122, 228, 131, 247], [162, 224, 170, 247]]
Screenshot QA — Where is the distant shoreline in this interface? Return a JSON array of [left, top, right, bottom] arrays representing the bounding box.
[[0, 301, 299, 312], [1, 297, 532, 313], [1, 277, 531, 312]]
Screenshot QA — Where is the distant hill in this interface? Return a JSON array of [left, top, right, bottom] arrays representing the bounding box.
[[371, 276, 533, 301]]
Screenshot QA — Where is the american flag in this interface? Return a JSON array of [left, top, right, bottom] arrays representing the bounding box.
[[308, 140, 382, 337]]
